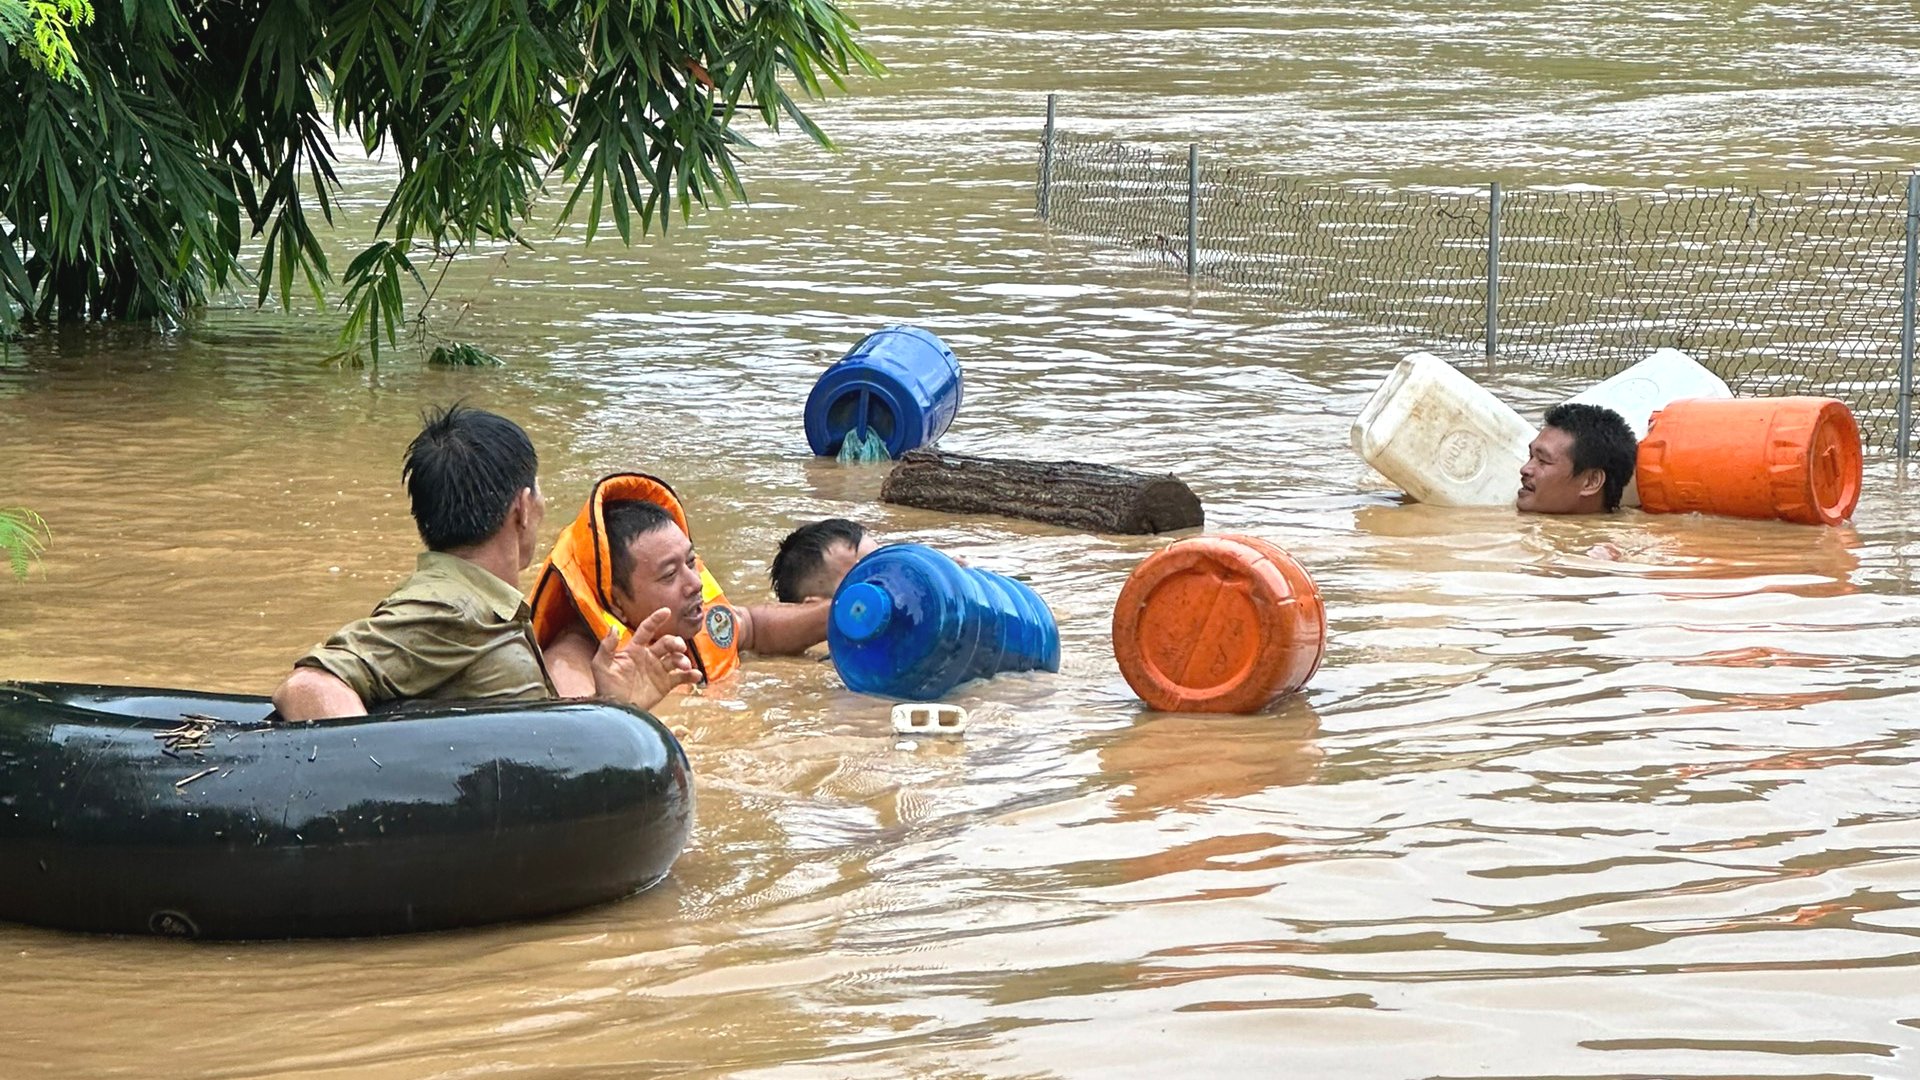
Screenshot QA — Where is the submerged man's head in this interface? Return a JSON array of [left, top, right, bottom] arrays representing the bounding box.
[[1518, 403, 1637, 515], [770, 519, 879, 603]]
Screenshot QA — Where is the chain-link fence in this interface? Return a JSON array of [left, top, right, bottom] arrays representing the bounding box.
[[1036, 108, 1920, 453]]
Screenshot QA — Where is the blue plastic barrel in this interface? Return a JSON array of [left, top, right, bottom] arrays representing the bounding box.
[[804, 326, 964, 459], [829, 544, 1061, 701]]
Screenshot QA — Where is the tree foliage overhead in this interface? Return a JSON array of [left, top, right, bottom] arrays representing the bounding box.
[[0, 0, 94, 83], [0, 0, 882, 360]]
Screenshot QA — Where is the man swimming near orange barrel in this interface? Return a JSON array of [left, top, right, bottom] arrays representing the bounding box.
[[531, 473, 833, 697]]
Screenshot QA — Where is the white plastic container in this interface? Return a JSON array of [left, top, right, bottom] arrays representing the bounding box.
[[1566, 347, 1732, 438], [1351, 352, 1535, 507], [1566, 347, 1732, 507]]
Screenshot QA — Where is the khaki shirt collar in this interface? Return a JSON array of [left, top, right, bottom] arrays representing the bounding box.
[[416, 551, 530, 621]]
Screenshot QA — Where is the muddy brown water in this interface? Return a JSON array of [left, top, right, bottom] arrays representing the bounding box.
[[7, 1, 1920, 1076]]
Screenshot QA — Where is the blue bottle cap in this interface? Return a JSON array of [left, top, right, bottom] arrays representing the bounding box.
[[833, 581, 895, 642]]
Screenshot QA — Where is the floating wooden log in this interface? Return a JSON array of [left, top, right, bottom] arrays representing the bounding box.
[[879, 449, 1204, 535]]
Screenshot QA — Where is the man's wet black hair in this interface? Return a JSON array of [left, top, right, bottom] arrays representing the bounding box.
[[770, 519, 867, 603], [403, 404, 538, 550], [605, 500, 682, 588], [1543, 402, 1638, 512]]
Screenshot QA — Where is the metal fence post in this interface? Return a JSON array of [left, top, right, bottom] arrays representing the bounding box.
[[1486, 181, 1502, 371], [1038, 93, 1057, 221], [1186, 144, 1199, 283], [1902, 171, 1918, 461]]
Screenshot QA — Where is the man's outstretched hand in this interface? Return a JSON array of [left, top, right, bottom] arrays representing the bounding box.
[[591, 607, 700, 710]]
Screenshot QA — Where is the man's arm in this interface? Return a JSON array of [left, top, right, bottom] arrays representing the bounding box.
[[545, 623, 599, 699], [734, 600, 831, 656], [272, 666, 369, 722]]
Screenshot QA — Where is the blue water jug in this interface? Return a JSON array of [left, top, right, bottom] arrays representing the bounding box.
[[829, 544, 1062, 701], [804, 326, 964, 459]]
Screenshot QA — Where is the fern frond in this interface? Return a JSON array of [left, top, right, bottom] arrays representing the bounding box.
[[0, 507, 52, 581]]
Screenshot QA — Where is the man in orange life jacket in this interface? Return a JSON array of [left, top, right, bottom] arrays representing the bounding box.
[[530, 474, 832, 697]]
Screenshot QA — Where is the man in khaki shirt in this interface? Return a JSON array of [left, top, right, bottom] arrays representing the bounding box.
[[272, 405, 695, 721], [296, 550, 557, 705]]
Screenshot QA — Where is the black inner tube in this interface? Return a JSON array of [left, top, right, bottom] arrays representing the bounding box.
[[0, 682, 694, 940]]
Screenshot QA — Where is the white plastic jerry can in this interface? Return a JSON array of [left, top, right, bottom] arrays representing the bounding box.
[[1566, 347, 1732, 507], [1566, 347, 1732, 439], [1351, 352, 1536, 507]]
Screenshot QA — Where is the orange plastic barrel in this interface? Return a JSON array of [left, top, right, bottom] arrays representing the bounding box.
[[1111, 535, 1326, 714], [1636, 397, 1862, 526]]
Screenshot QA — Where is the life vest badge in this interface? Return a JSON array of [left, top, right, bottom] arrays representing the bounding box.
[[704, 605, 737, 650]]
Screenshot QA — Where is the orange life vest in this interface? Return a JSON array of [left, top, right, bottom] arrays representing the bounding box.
[[528, 473, 740, 684]]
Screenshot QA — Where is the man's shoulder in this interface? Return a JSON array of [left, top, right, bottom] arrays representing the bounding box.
[[377, 554, 523, 623], [371, 575, 480, 621], [544, 618, 598, 658]]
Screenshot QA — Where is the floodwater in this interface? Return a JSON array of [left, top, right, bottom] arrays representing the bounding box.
[[7, 1, 1920, 1076]]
